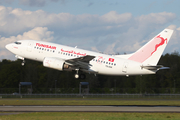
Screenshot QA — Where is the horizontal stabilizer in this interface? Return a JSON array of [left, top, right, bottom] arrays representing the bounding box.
[[142, 65, 169, 71]]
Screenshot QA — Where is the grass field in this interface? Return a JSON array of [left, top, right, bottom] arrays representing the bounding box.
[[1, 98, 180, 120], [1, 112, 180, 120], [0, 98, 180, 106]]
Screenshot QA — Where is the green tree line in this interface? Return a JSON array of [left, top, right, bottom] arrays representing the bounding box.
[[0, 52, 180, 94]]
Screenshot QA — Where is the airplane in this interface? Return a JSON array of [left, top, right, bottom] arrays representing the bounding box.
[[5, 28, 173, 79]]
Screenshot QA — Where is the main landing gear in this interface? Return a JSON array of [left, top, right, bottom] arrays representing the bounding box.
[[74, 74, 86, 79], [74, 70, 86, 79]]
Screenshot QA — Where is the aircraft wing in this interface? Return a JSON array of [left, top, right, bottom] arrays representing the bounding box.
[[65, 55, 96, 70]]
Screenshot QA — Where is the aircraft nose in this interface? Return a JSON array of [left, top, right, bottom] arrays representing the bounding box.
[[5, 43, 12, 51]]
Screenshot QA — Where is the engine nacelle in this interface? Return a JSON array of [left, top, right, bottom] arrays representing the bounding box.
[[43, 57, 69, 71]]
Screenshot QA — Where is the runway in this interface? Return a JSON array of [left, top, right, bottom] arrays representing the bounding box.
[[1, 106, 180, 112]]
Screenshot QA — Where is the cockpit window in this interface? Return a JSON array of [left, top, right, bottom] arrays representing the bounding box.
[[14, 42, 21, 45]]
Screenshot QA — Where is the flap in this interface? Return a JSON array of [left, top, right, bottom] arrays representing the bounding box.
[[65, 55, 96, 70]]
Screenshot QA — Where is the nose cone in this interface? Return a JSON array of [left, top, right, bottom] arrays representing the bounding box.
[[5, 43, 12, 51]]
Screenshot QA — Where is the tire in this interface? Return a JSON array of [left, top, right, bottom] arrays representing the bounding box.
[[74, 74, 79, 79], [80, 74, 86, 79]]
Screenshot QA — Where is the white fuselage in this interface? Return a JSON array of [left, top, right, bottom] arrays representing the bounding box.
[[5, 40, 155, 76]]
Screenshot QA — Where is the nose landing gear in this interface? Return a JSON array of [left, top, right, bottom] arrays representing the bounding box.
[[15, 55, 25, 66], [21, 60, 25, 66]]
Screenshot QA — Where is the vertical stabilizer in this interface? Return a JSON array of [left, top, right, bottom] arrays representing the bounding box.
[[128, 29, 173, 65]]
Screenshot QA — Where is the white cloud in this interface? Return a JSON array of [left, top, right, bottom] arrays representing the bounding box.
[[168, 26, 180, 46], [0, 6, 175, 39], [120, 42, 142, 54], [0, 5, 178, 59], [91, 47, 99, 52], [0, 27, 54, 59], [137, 12, 176, 25], [177, 27, 180, 31], [167, 25, 176, 30], [17, 27, 54, 41], [104, 42, 117, 54], [101, 11, 132, 24], [0, 6, 133, 36], [0, 27, 53, 49]]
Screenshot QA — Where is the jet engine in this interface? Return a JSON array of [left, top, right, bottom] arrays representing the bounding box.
[[43, 57, 69, 71]]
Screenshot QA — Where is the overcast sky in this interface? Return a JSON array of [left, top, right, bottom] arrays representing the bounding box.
[[0, 0, 180, 60]]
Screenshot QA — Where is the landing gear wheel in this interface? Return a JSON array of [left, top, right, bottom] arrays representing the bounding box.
[[80, 74, 86, 79], [21, 60, 25, 66], [74, 74, 86, 79], [75, 74, 79, 79]]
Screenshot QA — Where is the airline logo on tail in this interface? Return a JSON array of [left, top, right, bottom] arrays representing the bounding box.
[[151, 35, 167, 55], [128, 35, 168, 63]]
